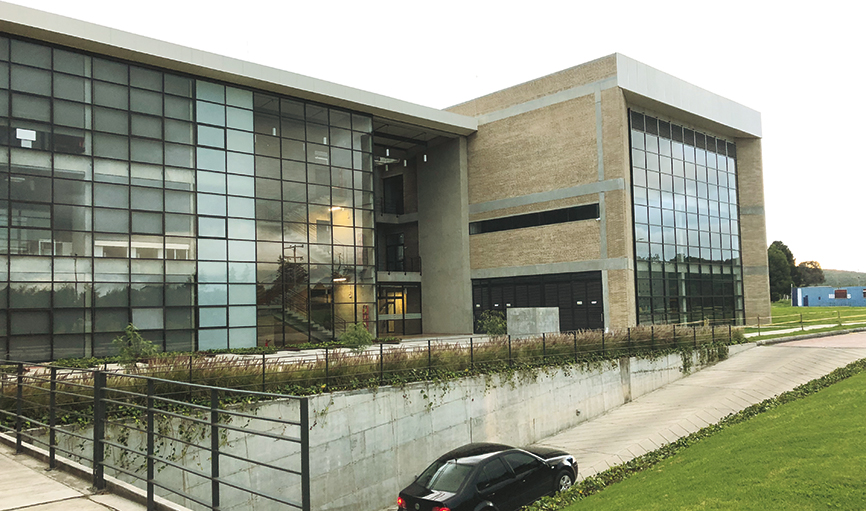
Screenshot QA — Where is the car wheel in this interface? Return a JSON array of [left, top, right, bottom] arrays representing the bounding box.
[[556, 470, 574, 492]]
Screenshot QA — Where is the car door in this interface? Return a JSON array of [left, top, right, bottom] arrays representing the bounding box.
[[501, 451, 550, 507], [474, 458, 519, 511]]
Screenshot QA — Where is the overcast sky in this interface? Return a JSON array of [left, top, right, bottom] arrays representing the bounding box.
[[8, 0, 866, 272]]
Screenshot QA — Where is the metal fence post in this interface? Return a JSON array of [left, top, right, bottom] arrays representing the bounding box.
[[651, 326, 655, 350], [93, 371, 106, 490], [672, 324, 676, 347], [470, 337, 474, 369], [728, 324, 732, 342], [146, 379, 155, 510], [210, 388, 220, 510], [379, 343, 384, 385], [601, 329, 605, 353], [262, 353, 267, 393], [49, 367, 57, 469], [16, 363, 23, 454], [693, 325, 697, 348], [800, 313, 804, 331], [712, 324, 715, 343], [300, 398, 311, 511], [324, 347, 329, 388], [427, 340, 432, 375], [573, 331, 578, 363]]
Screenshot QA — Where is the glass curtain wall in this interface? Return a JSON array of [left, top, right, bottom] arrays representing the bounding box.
[[0, 36, 375, 361], [629, 110, 744, 325]]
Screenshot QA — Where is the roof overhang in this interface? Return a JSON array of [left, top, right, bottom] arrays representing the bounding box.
[[0, 1, 477, 136], [615, 53, 762, 139]]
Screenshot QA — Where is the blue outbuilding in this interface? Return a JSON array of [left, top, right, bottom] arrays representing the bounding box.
[[792, 286, 866, 307]]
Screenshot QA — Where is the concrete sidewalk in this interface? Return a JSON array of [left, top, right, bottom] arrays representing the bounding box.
[[534, 332, 866, 480], [0, 441, 145, 511]]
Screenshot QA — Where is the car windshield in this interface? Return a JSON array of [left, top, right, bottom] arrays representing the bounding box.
[[416, 460, 473, 492]]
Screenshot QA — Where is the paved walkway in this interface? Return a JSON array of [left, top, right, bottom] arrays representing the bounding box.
[[0, 441, 145, 511], [534, 331, 866, 480], [744, 321, 865, 338]]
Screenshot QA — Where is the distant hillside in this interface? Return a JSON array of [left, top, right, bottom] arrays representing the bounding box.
[[821, 269, 866, 287]]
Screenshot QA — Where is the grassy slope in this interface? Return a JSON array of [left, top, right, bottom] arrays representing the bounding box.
[[564, 371, 866, 510]]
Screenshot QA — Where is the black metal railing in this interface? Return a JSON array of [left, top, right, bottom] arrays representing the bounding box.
[[378, 256, 421, 273], [0, 364, 310, 511]]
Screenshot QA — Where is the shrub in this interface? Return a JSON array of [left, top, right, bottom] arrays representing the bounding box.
[[477, 310, 507, 335], [112, 324, 159, 365], [339, 323, 374, 353]]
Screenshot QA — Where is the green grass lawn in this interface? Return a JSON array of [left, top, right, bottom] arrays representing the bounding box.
[[562, 371, 866, 510], [745, 301, 866, 335]]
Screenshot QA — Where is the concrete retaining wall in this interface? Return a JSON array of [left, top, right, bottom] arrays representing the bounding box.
[[304, 342, 754, 510], [30, 343, 754, 511]]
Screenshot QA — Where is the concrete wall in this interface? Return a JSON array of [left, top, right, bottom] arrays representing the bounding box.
[[303, 342, 754, 510], [507, 307, 560, 336], [417, 137, 474, 333], [33, 343, 754, 511]]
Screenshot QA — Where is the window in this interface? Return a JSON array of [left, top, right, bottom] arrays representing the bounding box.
[[385, 233, 404, 271], [469, 204, 599, 235], [476, 459, 511, 491], [502, 452, 541, 477]]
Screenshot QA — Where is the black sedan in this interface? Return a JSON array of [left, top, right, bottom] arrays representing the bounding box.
[[397, 443, 578, 511]]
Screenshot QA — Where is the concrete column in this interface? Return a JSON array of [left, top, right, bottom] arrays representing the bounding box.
[[736, 137, 771, 324], [417, 137, 474, 333]]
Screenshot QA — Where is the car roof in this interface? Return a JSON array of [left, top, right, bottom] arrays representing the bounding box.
[[435, 443, 515, 465]]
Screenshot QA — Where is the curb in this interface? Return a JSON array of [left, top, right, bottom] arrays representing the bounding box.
[[755, 326, 866, 346]]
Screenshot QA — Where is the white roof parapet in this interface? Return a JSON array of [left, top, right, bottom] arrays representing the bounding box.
[[615, 53, 762, 138], [0, 1, 477, 136]]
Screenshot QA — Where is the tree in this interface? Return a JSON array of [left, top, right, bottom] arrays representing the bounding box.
[[767, 245, 792, 302], [797, 261, 825, 287], [339, 323, 373, 353], [769, 241, 800, 287], [477, 310, 507, 335], [112, 324, 159, 366]]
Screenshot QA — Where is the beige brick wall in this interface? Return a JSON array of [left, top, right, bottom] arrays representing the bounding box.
[[736, 138, 771, 324], [470, 221, 601, 270], [466, 95, 598, 205], [607, 268, 636, 327], [600, 88, 633, 261], [447, 54, 617, 117]]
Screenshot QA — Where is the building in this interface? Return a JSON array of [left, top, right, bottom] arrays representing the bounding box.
[[0, 3, 770, 361], [793, 287, 866, 308]]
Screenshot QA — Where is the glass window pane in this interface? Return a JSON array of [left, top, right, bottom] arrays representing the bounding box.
[[12, 93, 50, 121], [130, 66, 162, 91], [165, 95, 192, 121], [131, 114, 162, 139], [164, 74, 192, 97], [198, 193, 226, 216], [196, 81, 225, 103], [131, 138, 162, 164], [227, 152, 254, 175], [197, 171, 226, 194], [228, 196, 255, 219], [197, 147, 225, 171], [197, 100, 225, 126], [130, 88, 161, 115], [93, 133, 129, 160]]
